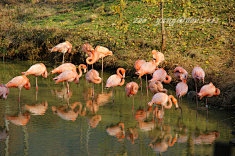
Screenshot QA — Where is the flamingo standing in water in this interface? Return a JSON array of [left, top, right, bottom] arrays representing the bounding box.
[[176, 79, 188, 107], [51, 63, 77, 74], [174, 65, 188, 81], [53, 64, 87, 93], [192, 65, 205, 107], [50, 41, 72, 63], [135, 59, 146, 92], [148, 93, 179, 110], [85, 69, 102, 98], [125, 82, 139, 112], [22, 63, 47, 91], [198, 82, 220, 108], [6, 75, 31, 103], [105, 68, 125, 103], [149, 68, 172, 84]]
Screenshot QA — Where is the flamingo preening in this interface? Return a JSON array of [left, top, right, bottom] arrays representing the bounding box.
[[50, 41, 72, 64], [125, 82, 139, 112], [174, 65, 188, 81]]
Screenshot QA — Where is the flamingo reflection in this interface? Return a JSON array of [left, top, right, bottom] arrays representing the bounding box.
[[106, 123, 125, 141], [88, 115, 102, 128], [5, 112, 30, 126], [24, 101, 48, 115], [126, 128, 138, 144]]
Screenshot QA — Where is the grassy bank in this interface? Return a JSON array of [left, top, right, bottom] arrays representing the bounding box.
[[0, 0, 234, 107]]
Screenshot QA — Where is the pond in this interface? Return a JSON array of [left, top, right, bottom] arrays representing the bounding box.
[[0, 61, 233, 156]]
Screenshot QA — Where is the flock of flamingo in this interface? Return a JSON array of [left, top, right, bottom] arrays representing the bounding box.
[[0, 40, 221, 117]]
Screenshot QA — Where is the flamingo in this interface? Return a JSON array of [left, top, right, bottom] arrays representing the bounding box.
[[198, 82, 220, 108], [50, 41, 72, 63], [6, 75, 31, 103], [134, 59, 146, 92], [0, 84, 9, 100], [96, 46, 113, 75], [149, 68, 171, 83], [53, 64, 87, 93], [22, 63, 47, 91], [174, 65, 188, 81], [148, 93, 179, 110], [192, 65, 205, 107], [125, 82, 139, 97], [51, 63, 77, 74], [85, 69, 102, 84], [152, 50, 165, 66], [81, 43, 94, 70], [106, 123, 125, 141], [176, 79, 188, 107], [105, 68, 125, 102], [149, 80, 167, 94], [125, 82, 139, 112]]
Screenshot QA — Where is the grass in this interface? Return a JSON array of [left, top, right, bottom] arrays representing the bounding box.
[[0, 0, 234, 107]]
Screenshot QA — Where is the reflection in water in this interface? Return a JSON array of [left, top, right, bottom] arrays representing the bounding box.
[[52, 102, 80, 121], [51, 87, 73, 100], [135, 106, 152, 121], [0, 126, 8, 140], [88, 115, 102, 128], [6, 112, 30, 126], [106, 123, 125, 141], [126, 128, 138, 144], [24, 101, 48, 115]]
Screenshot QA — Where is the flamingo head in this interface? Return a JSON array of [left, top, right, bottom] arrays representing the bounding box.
[[118, 68, 126, 78], [24, 81, 31, 90], [42, 70, 48, 78], [172, 97, 179, 108]]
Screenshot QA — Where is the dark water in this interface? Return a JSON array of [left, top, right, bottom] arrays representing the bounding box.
[[0, 61, 233, 156]]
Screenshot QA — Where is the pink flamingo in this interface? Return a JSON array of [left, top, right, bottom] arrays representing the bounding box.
[[149, 80, 167, 94], [22, 63, 47, 91], [85, 69, 102, 84], [85, 69, 102, 98], [51, 63, 77, 74], [81, 43, 94, 57], [192, 65, 205, 107], [148, 93, 179, 110], [53, 64, 87, 93], [152, 50, 165, 66], [135, 59, 146, 92], [149, 68, 172, 83], [125, 82, 139, 112], [0, 84, 9, 100], [105, 68, 125, 102], [125, 82, 139, 97], [176, 79, 188, 106], [50, 41, 72, 63], [174, 65, 188, 81], [6, 75, 31, 103], [198, 82, 220, 108]]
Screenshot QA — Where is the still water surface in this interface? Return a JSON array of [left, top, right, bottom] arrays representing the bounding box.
[[0, 61, 233, 156]]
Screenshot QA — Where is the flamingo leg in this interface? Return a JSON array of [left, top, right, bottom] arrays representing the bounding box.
[[146, 75, 148, 96], [67, 81, 69, 95], [36, 77, 38, 91], [62, 53, 65, 64], [18, 88, 22, 110], [112, 87, 114, 105], [102, 57, 104, 93], [132, 95, 134, 116], [92, 64, 93, 69], [140, 78, 143, 94], [195, 79, 198, 109]]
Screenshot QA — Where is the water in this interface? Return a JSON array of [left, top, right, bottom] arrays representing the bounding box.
[[0, 61, 233, 156]]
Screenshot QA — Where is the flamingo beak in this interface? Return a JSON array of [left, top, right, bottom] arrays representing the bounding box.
[[84, 68, 87, 73], [123, 73, 125, 78]]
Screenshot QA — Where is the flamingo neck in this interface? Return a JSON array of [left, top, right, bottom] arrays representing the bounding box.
[[86, 50, 96, 65], [169, 95, 178, 108], [163, 75, 172, 83], [78, 65, 83, 77], [214, 88, 220, 96], [117, 68, 124, 78], [165, 97, 173, 109], [119, 78, 125, 86], [94, 78, 102, 84]]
